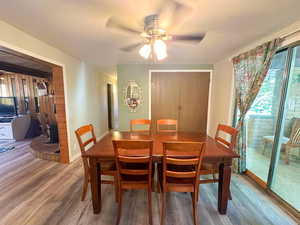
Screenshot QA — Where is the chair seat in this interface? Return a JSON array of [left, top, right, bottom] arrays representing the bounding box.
[[121, 180, 149, 190], [100, 161, 116, 175], [201, 162, 217, 170], [158, 175, 195, 192], [200, 163, 218, 174], [263, 136, 289, 144]]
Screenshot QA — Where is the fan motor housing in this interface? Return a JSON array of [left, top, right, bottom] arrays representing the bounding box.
[[144, 14, 166, 37]]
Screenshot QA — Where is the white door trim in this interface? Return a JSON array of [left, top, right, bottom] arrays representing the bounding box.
[[149, 69, 213, 134]]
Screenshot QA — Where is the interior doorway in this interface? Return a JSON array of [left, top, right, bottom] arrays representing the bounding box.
[[107, 83, 113, 130], [0, 46, 69, 163], [150, 71, 211, 133]]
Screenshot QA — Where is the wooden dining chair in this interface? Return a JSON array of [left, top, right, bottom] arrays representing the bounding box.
[[75, 124, 117, 201], [157, 119, 178, 133], [199, 124, 238, 197], [159, 141, 206, 225], [262, 117, 300, 164], [112, 140, 154, 225], [130, 119, 151, 133]]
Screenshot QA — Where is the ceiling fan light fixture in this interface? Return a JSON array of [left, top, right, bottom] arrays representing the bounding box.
[[156, 49, 167, 60], [139, 44, 151, 59], [154, 40, 167, 60]]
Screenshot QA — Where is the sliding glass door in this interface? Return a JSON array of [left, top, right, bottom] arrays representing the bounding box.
[[270, 45, 300, 211], [245, 50, 288, 182], [236, 43, 300, 212]]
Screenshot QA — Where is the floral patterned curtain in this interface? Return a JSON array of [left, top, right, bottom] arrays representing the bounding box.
[[232, 38, 282, 173]]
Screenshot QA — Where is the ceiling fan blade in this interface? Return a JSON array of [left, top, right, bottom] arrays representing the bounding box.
[[120, 43, 143, 52], [157, 0, 192, 30], [106, 17, 142, 35], [170, 33, 206, 43]]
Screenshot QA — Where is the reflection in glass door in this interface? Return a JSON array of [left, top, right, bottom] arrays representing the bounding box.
[[245, 50, 288, 182], [271, 45, 300, 211]]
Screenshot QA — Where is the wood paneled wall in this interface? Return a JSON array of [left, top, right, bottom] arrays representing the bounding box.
[[0, 73, 56, 123]]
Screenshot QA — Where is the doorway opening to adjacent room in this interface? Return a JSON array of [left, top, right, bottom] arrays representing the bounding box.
[[107, 83, 113, 130], [0, 45, 69, 163]]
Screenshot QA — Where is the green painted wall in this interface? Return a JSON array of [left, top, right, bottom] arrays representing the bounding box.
[[117, 64, 214, 131]]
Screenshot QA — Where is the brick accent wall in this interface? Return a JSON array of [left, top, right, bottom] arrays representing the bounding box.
[[52, 66, 69, 163]]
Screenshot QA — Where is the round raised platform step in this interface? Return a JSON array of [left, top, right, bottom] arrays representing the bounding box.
[[30, 135, 60, 162]]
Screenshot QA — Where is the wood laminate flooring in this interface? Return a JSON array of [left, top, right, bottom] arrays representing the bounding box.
[[0, 140, 298, 225]]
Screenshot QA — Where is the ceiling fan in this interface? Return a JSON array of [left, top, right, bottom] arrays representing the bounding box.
[[106, 0, 205, 61]]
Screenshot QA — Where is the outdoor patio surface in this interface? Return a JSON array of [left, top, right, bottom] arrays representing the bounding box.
[[247, 147, 300, 211]]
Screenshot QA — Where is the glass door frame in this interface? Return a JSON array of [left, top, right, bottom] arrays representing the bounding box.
[[266, 46, 293, 187]]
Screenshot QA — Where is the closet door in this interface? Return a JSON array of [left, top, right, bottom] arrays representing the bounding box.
[[151, 72, 180, 130], [151, 71, 210, 132], [178, 72, 210, 132]]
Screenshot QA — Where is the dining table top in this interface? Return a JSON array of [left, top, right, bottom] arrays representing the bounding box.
[[84, 131, 239, 161]]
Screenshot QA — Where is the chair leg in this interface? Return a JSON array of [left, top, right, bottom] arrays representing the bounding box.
[[81, 176, 89, 201], [192, 192, 198, 225], [116, 189, 123, 225], [285, 146, 291, 164], [114, 175, 119, 203], [262, 140, 267, 155], [212, 173, 217, 182], [148, 188, 153, 225], [228, 188, 232, 200], [160, 192, 166, 225]]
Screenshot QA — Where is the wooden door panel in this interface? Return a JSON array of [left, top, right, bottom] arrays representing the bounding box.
[[151, 72, 210, 133], [151, 72, 180, 130], [179, 72, 210, 132]]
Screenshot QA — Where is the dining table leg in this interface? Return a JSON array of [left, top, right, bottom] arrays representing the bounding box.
[[90, 157, 101, 214], [218, 162, 231, 214]]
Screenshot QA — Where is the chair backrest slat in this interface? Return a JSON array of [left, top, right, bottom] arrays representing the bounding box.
[[157, 119, 178, 133], [82, 137, 95, 147], [130, 119, 151, 133], [291, 118, 300, 137], [114, 140, 152, 149], [75, 124, 96, 178], [120, 168, 149, 175], [215, 124, 238, 150], [162, 141, 205, 188], [215, 137, 231, 147], [75, 124, 96, 155], [166, 158, 199, 165], [118, 156, 150, 163], [166, 170, 197, 178], [113, 140, 153, 182]]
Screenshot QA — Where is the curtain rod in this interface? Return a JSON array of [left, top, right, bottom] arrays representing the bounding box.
[[280, 27, 300, 39], [229, 27, 300, 60]]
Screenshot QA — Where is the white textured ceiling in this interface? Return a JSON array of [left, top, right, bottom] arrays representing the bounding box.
[[0, 0, 300, 66]]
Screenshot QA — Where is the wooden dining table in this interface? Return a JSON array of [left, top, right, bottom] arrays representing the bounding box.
[[84, 131, 239, 215]]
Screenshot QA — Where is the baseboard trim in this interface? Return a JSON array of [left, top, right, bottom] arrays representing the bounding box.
[[244, 170, 267, 189], [70, 152, 81, 162], [96, 131, 109, 142]]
